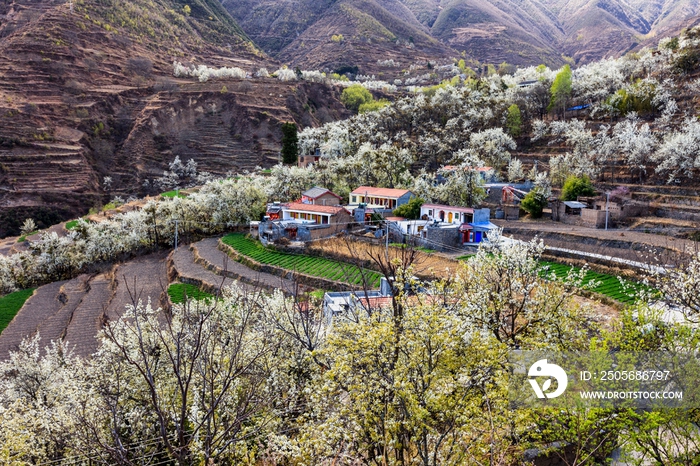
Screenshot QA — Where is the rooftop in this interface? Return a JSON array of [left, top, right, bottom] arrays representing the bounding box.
[[441, 165, 493, 172], [563, 201, 588, 209], [351, 186, 413, 199], [302, 186, 342, 200], [422, 203, 474, 213], [284, 202, 349, 215]]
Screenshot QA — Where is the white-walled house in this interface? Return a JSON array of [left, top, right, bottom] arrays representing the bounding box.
[[349, 186, 414, 210], [419, 204, 495, 244], [420, 204, 484, 225]]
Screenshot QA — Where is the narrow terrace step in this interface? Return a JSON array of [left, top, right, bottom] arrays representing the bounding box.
[[192, 238, 295, 293], [0, 280, 67, 360], [63, 273, 113, 358], [169, 246, 229, 296], [105, 252, 169, 322], [34, 275, 90, 350]]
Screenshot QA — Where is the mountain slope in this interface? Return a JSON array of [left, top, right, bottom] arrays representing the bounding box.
[[0, 0, 348, 237], [225, 0, 700, 68], [221, 0, 457, 75]]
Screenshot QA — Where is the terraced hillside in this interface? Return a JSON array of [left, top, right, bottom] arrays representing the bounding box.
[[0, 252, 169, 359], [0, 0, 349, 237], [226, 0, 699, 70], [222, 0, 456, 77]]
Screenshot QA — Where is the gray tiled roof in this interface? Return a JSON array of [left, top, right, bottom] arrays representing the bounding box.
[[302, 187, 332, 198]]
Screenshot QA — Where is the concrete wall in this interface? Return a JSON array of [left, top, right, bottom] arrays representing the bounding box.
[[424, 224, 461, 250], [504, 205, 520, 220], [581, 209, 607, 228], [311, 193, 341, 206], [473, 208, 490, 223], [396, 192, 414, 207]]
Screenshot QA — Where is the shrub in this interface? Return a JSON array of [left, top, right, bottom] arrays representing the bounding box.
[[393, 197, 424, 219], [521, 189, 548, 218], [561, 175, 595, 201], [341, 84, 373, 112], [358, 99, 390, 114], [127, 57, 153, 78]]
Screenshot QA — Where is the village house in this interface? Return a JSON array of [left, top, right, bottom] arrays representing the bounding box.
[[349, 186, 414, 210], [323, 278, 393, 323], [259, 202, 352, 243], [300, 187, 343, 206], [298, 148, 321, 168], [419, 204, 496, 246]]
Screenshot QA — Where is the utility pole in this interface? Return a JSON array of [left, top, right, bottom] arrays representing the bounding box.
[[605, 192, 609, 231], [385, 219, 390, 262]]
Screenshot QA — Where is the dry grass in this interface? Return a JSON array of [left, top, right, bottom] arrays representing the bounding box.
[[307, 237, 461, 280]]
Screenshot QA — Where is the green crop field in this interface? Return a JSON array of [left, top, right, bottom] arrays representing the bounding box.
[[456, 255, 654, 304], [538, 261, 656, 304], [222, 234, 382, 287], [0, 289, 35, 334], [161, 190, 187, 198], [168, 283, 214, 304]]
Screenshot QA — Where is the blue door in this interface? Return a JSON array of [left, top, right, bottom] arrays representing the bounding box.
[[475, 231, 482, 243]]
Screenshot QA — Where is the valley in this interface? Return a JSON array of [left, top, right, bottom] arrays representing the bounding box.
[[0, 0, 700, 463]]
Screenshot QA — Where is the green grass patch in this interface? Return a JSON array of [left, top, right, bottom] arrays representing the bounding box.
[[456, 254, 655, 304], [161, 190, 187, 198], [222, 233, 382, 287], [0, 289, 35, 334], [538, 261, 657, 304], [309, 290, 326, 300], [167, 283, 214, 304], [17, 231, 38, 242], [65, 218, 91, 230], [390, 243, 436, 253]]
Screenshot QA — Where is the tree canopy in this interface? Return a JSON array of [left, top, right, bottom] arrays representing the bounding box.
[[561, 174, 596, 201]]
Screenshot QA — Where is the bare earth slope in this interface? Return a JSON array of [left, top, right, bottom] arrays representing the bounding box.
[[222, 0, 457, 76], [225, 0, 700, 68], [0, 0, 348, 237]]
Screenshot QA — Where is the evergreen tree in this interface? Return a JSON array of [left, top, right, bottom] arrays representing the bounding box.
[[281, 122, 299, 165]]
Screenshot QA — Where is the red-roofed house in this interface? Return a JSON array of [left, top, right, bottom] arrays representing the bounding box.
[[349, 186, 414, 210], [282, 202, 351, 225], [259, 202, 352, 243]]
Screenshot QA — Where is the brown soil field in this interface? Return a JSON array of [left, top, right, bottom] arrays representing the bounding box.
[[306, 237, 462, 281]]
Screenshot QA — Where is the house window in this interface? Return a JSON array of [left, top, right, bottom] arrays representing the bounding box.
[[352, 195, 357, 203], [428, 210, 433, 217], [322, 216, 329, 224]]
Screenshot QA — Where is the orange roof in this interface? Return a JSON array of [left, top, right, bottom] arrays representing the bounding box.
[[283, 202, 348, 215], [356, 296, 393, 308], [442, 165, 493, 172], [351, 186, 413, 199]]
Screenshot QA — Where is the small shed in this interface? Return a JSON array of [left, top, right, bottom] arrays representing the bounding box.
[[562, 201, 587, 216]]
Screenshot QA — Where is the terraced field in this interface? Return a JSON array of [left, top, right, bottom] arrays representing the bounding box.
[[457, 255, 654, 304], [539, 261, 657, 304], [168, 283, 214, 304], [0, 289, 35, 334], [222, 234, 382, 287]]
